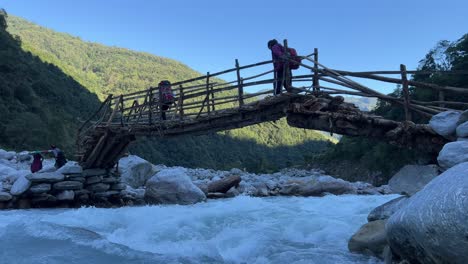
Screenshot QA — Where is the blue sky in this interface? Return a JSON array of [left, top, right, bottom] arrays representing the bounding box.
[[2, 0, 467, 94]]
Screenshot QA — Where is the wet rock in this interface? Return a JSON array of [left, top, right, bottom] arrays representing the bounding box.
[[207, 175, 241, 193], [388, 165, 439, 195], [57, 163, 83, 175], [386, 162, 468, 264], [367, 196, 408, 222], [348, 220, 387, 257]]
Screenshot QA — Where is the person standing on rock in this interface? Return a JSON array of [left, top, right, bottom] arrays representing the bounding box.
[[49, 145, 67, 169], [30, 152, 43, 173], [268, 39, 292, 95]]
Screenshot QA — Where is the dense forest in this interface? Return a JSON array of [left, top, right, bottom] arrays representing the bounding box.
[[1, 12, 334, 172], [317, 33, 468, 184]]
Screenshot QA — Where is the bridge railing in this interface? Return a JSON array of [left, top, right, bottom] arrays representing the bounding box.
[[80, 39, 468, 138]]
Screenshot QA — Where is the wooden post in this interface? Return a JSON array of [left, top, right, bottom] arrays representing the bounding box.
[[235, 59, 244, 106], [439, 91, 445, 108], [179, 85, 184, 120], [119, 95, 124, 126], [400, 64, 412, 121], [313, 48, 319, 92], [206, 72, 211, 115], [148, 87, 153, 124]]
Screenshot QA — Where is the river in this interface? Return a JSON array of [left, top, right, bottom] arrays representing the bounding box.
[[0, 194, 398, 264]]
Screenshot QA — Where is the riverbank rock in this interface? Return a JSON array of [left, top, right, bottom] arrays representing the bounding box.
[[119, 155, 156, 188], [29, 183, 51, 194], [27, 172, 64, 183], [437, 141, 468, 170], [388, 165, 439, 195], [0, 150, 15, 160], [367, 196, 408, 222], [429, 110, 461, 138], [207, 175, 241, 193], [0, 191, 12, 201], [10, 175, 31, 195], [145, 168, 206, 205], [57, 163, 83, 175], [279, 176, 356, 196], [348, 220, 387, 258], [456, 121, 468, 138], [386, 162, 468, 264]]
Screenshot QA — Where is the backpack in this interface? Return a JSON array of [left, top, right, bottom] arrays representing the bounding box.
[[288, 48, 302, 70], [158, 80, 175, 104]]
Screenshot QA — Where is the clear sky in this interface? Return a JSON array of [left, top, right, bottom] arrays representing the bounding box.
[[1, 0, 467, 94]]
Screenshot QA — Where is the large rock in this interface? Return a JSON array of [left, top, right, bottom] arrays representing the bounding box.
[[0, 163, 20, 182], [86, 183, 110, 192], [145, 168, 206, 205], [386, 162, 468, 264], [207, 175, 241, 193], [118, 155, 156, 188], [456, 121, 468, 138], [27, 172, 64, 182], [429, 110, 461, 138], [280, 176, 356, 196], [348, 220, 387, 257], [57, 190, 75, 200], [0, 191, 12, 201], [0, 150, 15, 160], [10, 175, 32, 195], [437, 141, 468, 170], [456, 109, 468, 125], [388, 165, 439, 195], [56, 163, 83, 175], [367, 196, 408, 222]]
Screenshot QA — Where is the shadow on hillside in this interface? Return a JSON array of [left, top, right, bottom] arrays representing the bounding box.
[[130, 133, 333, 174], [0, 11, 102, 153]]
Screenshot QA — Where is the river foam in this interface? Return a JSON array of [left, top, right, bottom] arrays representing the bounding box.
[[0, 194, 398, 264]]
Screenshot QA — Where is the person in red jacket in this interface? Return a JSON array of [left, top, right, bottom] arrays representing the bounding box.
[[30, 152, 43, 173], [268, 39, 292, 95]]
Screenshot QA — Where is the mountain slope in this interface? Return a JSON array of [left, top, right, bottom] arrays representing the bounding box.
[[0, 11, 101, 152], [5, 14, 334, 172]]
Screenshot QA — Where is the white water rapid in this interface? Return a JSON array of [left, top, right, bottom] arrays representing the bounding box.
[[0, 194, 398, 264]]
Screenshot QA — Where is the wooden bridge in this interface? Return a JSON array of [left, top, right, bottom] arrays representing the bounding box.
[[76, 40, 468, 169]]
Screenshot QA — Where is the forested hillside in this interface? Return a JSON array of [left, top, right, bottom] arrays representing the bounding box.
[[317, 34, 468, 185], [0, 10, 102, 152], [3, 13, 334, 172]]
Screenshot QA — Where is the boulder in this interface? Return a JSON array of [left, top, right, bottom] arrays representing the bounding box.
[[367, 196, 408, 222], [56, 163, 83, 175], [86, 176, 103, 184], [118, 155, 156, 188], [17, 151, 32, 162], [0, 150, 15, 160], [280, 176, 356, 196], [145, 168, 206, 205], [456, 109, 468, 125], [386, 162, 468, 264], [388, 165, 439, 195], [29, 183, 52, 194], [429, 110, 461, 138], [0, 191, 12, 201], [38, 165, 57, 173], [456, 121, 468, 138], [27, 172, 64, 182], [0, 163, 20, 182], [207, 175, 241, 193], [437, 141, 468, 170], [57, 190, 75, 200], [348, 220, 387, 257], [53, 181, 83, 190], [10, 175, 32, 195]]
